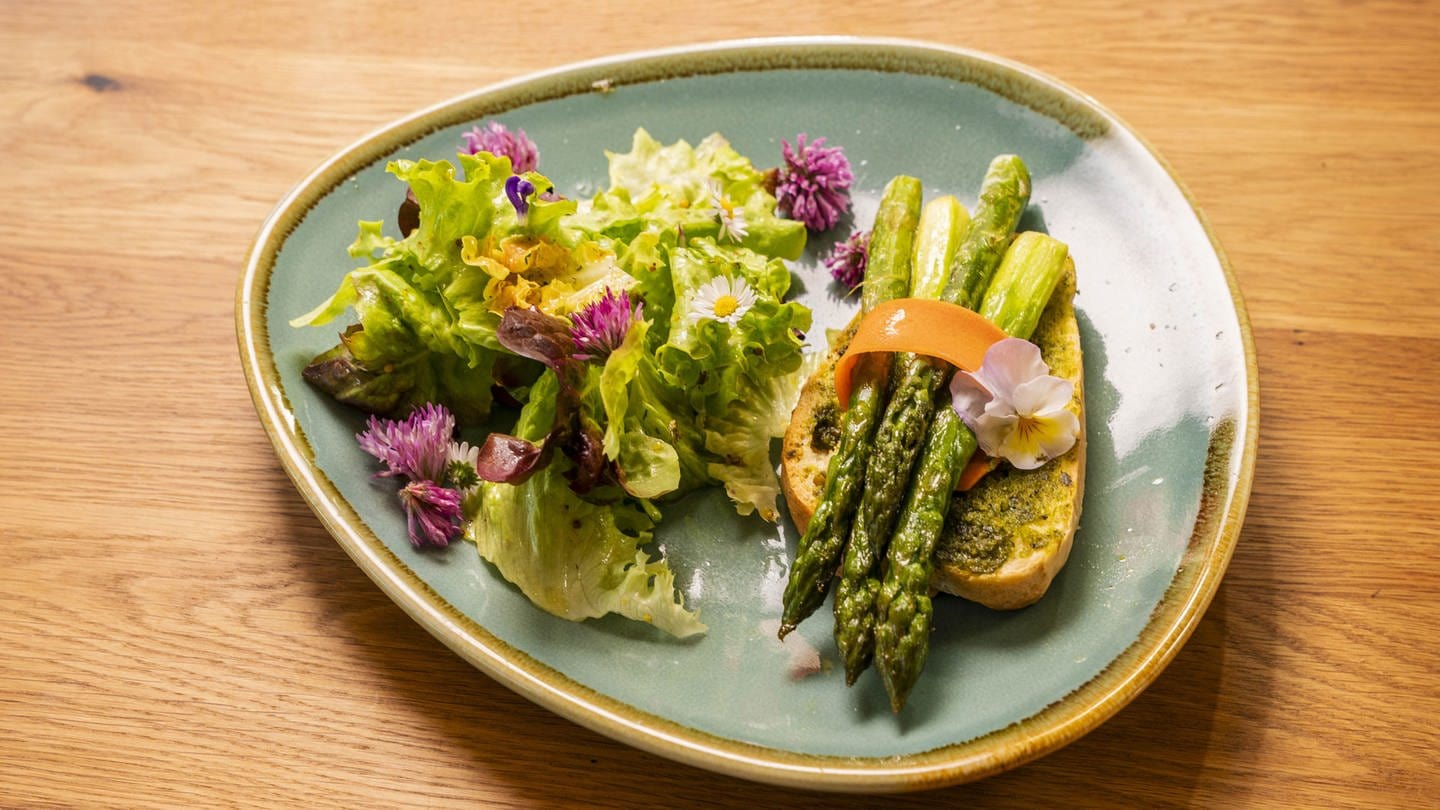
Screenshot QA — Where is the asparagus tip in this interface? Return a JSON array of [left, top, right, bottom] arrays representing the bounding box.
[[879, 668, 912, 713], [842, 653, 871, 687]]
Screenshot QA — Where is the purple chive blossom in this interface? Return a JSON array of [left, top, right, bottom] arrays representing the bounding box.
[[398, 480, 464, 548], [775, 134, 854, 232], [505, 174, 535, 223], [461, 121, 539, 172], [356, 403, 455, 483], [356, 404, 467, 548], [570, 288, 643, 362], [825, 229, 870, 289]]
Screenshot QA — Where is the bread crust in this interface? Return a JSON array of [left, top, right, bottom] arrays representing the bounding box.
[[781, 264, 1083, 610]]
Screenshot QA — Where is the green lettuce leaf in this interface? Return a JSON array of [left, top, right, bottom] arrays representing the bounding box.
[[596, 318, 706, 499], [569, 128, 806, 260], [390, 154, 577, 286], [656, 240, 810, 417], [291, 152, 594, 421], [467, 464, 705, 638], [576, 238, 803, 520], [703, 352, 820, 521], [294, 258, 498, 422]]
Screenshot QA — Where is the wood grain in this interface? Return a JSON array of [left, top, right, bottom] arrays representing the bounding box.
[[4, 1, 1439, 805]]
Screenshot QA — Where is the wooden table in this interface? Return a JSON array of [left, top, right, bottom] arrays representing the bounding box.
[[4, 2, 1437, 805]]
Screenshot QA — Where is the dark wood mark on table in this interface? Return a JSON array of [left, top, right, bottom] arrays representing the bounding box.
[[80, 73, 122, 92]]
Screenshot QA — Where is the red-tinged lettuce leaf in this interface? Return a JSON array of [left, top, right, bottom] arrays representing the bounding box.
[[495, 305, 575, 373], [475, 433, 549, 485], [301, 325, 495, 424], [480, 307, 616, 496], [560, 415, 609, 494]]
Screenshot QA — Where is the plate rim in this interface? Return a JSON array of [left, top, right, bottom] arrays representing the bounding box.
[[235, 35, 1259, 792]]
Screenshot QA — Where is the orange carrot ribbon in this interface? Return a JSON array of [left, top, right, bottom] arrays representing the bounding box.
[[833, 298, 1007, 408], [832, 298, 1009, 492], [956, 454, 999, 492]]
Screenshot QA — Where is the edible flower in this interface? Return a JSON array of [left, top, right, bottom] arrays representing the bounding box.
[[356, 403, 466, 547], [707, 180, 749, 243], [949, 338, 1079, 470], [462, 121, 539, 172], [688, 275, 756, 325], [356, 403, 454, 482], [570, 287, 643, 363], [505, 175, 535, 223], [825, 229, 869, 289], [446, 440, 482, 495], [459, 233, 575, 315], [775, 134, 853, 232], [398, 480, 464, 548]]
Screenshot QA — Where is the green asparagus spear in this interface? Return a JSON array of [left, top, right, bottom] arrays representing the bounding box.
[[909, 196, 970, 301], [828, 195, 967, 681], [875, 232, 1071, 712], [833, 156, 1030, 682], [942, 158, 1033, 311], [778, 175, 922, 638], [871, 408, 969, 705], [975, 231, 1072, 338]]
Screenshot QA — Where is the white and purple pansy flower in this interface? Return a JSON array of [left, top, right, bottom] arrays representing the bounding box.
[[949, 338, 1079, 470]]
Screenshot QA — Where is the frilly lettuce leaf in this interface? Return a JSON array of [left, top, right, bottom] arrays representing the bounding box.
[[392, 154, 577, 286], [597, 318, 702, 499], [605, 237, 810, 519], [291, 152, 595, 421], [293, 257, 498, 422], [467, 463, 705, 638], [703, 352, 821, 521], [301, 326, 495, 424], [569, 128, 806, 260], [655, 240, 810, 418]]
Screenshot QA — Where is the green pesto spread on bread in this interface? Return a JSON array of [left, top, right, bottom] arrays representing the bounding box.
[[782, 264, 1084, 611]]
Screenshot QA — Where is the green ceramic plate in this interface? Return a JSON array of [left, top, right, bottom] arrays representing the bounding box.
[[237, 37, 1257, 792]]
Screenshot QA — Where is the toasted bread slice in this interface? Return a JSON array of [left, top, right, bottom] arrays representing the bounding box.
[[781, 263, 1084, 610]]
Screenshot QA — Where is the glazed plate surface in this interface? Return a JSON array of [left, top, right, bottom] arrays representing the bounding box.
[[237, 37, 1257, 791]]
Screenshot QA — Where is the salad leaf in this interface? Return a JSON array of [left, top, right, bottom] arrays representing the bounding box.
[[473, 433, 547, 485], [295, 255, 500, 423], [703, 352, 819, 521], [468, 462, 705, 638], [300, 325, 495, 424], [292, 152, 609, 422], [656, 240, 810, 418], [390, 154, 576, 286], [597, 318, 689, 499], [569, 129, 807, 261]]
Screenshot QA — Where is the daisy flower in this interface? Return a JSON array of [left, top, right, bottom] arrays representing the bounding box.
[[445, 440, 482, 495], [775, 134, 853, 232], [461, 121, 539, 172], [949, 338, 1080, 470], [707, 180, 749, 243], [570, 287, 643, 363], [689, 275, 756, 325]]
